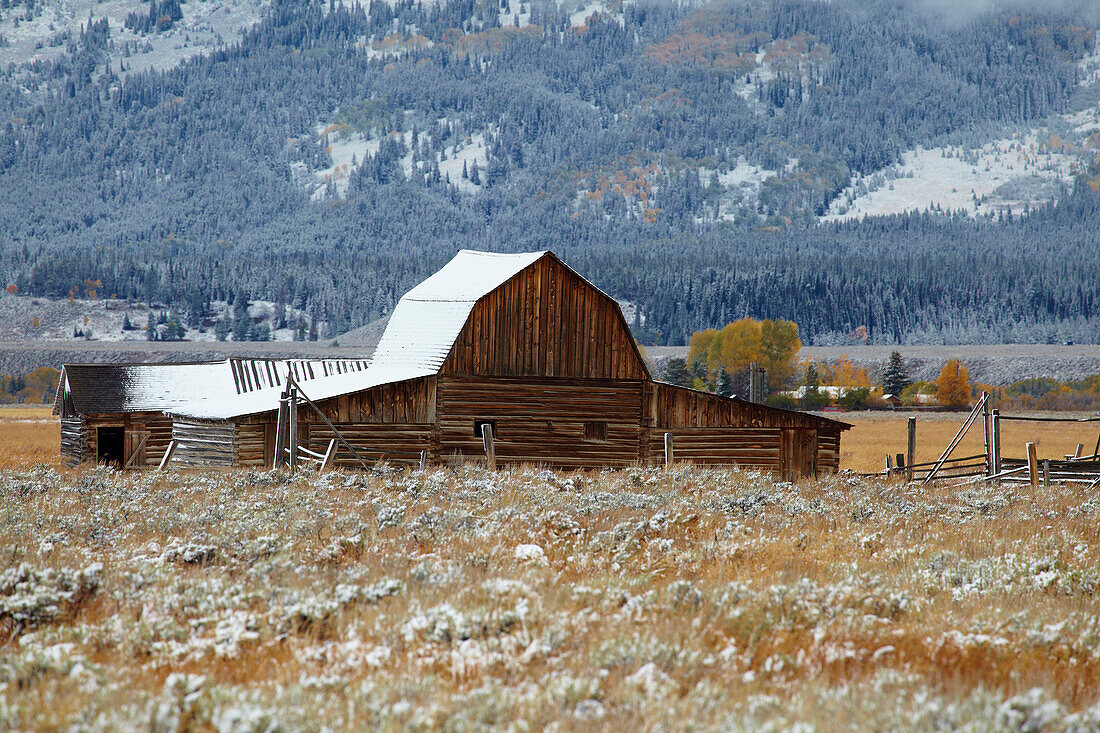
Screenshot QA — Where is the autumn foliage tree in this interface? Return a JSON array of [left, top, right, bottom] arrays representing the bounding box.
[[687, 318, 801, 392], [936, 359, 971, 408]]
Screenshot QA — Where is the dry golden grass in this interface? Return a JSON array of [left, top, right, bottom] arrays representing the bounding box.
[[839, 410, 1100, 472], [2, 462, 1099, 730], [0, 406, 59, 469]]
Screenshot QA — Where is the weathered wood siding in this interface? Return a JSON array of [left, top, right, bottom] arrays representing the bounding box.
[[817, 429, 841, 472], [646, 428, 783, 470], [442, 256, 647, 381], [308, 424, 434, 466], [644, 384, 839, 478], [60, 416, 85, 466], [172, 419, 236, 468], [235, 423, 272, 467], [435, 376, 645, 467], [652, 383, 833, 430]]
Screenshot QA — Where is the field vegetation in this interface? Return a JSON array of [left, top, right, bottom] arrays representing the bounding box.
[[2, 407, 1100, 729]]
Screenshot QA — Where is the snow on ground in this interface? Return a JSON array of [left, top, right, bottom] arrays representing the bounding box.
[[305, 124, 380, 201], [0, 0, 269, 76], [824, 133, 1082, 222], [0, 294, 315, 343], [299, 119, 490, 199], [435, 131, 489, 194], [498, 0, 534, 29]]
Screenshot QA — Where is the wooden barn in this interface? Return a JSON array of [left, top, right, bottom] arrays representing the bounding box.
[[56, 250, 849, 478]]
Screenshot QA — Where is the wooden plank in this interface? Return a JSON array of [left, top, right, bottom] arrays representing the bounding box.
[[907, 417, 916, 481], [482, 423, 496, 470], [157, 440, 177, 471], [1027, 442, 1039, 488]]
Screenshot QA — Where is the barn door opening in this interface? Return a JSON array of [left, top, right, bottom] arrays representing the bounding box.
[[97, 426, 125, 467]]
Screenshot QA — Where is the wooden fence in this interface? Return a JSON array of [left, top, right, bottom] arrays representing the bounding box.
[[866, 393, 1100, 487]]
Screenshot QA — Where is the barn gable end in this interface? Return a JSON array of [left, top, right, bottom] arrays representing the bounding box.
[[442, 254, 648, 381]]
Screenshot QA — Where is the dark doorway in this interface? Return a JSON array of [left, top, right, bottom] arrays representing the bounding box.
[[97, 426, 125, 467]]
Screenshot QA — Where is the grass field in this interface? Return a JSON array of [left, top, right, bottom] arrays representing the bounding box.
[[2, 409, 1099, 729], [2, 463, 1099, 729], [0, 406, 58, 468], [838, 410, 1100, 473]]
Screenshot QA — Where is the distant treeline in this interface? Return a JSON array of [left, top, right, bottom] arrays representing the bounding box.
[[0, 0, 1097, 343]]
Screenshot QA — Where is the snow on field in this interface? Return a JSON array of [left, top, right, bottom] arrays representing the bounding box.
[[0, 0, 269, 76], [824, 134, 1081, 222]]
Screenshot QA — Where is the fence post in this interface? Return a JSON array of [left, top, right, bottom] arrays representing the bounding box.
[[896, 453, 905, 476], [906, 417, 916, 481], [1026, 442, 1039, 489], [1042, 459, 1051, 490], [419, 449, 427, 470], [288, 384, 298, 473], [991, 409, 1001, 484], [273, 394, 288, 469], [664, 432, 674, 467], [885, 454, 894, 474], [482, 423, 496, 471], [981, 392, 991, 474]]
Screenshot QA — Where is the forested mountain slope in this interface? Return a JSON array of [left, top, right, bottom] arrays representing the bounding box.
[[0, 0, 1098, 345]]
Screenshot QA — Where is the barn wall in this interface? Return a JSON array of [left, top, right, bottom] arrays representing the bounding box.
[[308, 423, 434, 466], [647, 384, 845, 478], [172, 419, 236, 468], [653, 383, 834, 430], [435, 376, 645, 468], [442, 256, 648, 381], [77, 412, 173, 468], [60, 417, 85, 467], [817, 429, 841, 472], [646, 427, 783, 470]]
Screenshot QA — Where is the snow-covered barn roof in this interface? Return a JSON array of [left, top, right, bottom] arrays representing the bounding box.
[[59, 251, 552, 420], [58, 359, 372, 419]]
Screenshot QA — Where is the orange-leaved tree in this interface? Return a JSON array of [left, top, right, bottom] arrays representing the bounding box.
[[936, 359, 971, 408]]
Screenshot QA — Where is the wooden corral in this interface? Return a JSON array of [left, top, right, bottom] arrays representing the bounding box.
[[57, 250, 849, 477]]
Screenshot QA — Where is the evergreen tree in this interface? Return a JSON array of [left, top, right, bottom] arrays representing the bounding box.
[[145, 313, 157, 341], [715, 368, 733, 397], [881, 351, 912, 395], [664, 357, 690, 387]]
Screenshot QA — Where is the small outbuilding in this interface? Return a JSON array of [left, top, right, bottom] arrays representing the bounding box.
[[57, 250, 849, 478]]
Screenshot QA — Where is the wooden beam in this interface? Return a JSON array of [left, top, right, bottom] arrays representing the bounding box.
[[157, 440, 177, 472], [923, 394, 986, 485], [906, 417, 916, 481], [320, 439, 337, 472], [664, 432, 674, 467], [273, 393, 287, 469], [981, 392, 991, 474], [288, 384, 298, 473], [991, 409, 1001, 480], [419, 449, 427, 470], [482, 423, 496, 470], [1026, 442, 1039, 488], [289, 377, 371, 471]]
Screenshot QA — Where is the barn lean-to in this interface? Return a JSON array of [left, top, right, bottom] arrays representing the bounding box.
[[56, 250, 849, 479]]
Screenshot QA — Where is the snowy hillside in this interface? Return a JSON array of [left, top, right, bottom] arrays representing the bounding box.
[[0, 0, 269, 76]]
